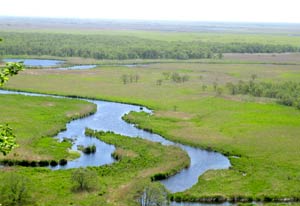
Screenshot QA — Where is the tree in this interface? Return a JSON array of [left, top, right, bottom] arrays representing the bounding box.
[[0, 59, 24, 156], [171, 72, 181, 83], [134, 74, 140, 83], [251, 74, 258, 81], [218, 52, 223, 59], [182, 75, 189, 82], [71, 167, 97, 191], [162, 72, 170, 80], [121, 74, 128, 84], [213, 81, 218, 91], [226, 82, 237, 95], [156, 79, 163, 86], [138, 183, 169, 206], [216, 87, 224, 96]]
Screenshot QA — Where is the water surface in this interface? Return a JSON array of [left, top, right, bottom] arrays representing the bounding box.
[[3, 58, 64, 67], [0, 90, 230, 192], [59, 65, 97, 70]]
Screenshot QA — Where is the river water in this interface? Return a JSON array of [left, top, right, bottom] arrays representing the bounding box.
[[0, 90, 230, 193]]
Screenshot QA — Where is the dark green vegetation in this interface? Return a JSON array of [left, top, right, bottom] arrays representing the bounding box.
[[226, 80, 300, 109], [3, 59, 300, 203], [78, 144, 96, 154], [0, 31, 299, 60]]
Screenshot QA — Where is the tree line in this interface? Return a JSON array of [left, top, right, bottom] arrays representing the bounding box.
[[226, 79, 300, 109], [0, 32, 299, 60]]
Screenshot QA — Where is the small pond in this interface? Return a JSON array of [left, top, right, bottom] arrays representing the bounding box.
[[3, 58, 64, 67]]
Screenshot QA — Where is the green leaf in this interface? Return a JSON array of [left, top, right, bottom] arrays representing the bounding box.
[[0, 124, 19, 156]]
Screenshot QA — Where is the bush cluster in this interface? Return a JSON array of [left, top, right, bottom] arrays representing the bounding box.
[[226, 80, 300, 109]]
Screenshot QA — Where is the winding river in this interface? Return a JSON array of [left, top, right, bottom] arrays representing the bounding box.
[[0, 90, 230, 194]]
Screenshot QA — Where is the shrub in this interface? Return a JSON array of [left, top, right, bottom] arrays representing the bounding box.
[[59, 159, 68, 166], [138, 183, 169, 206], [50, 160, 58, 167], [151, 173, 167, 181], [38, 160, 50, 167], [30, 161, 37, 167], [0, 173, 33, 206], [78, 144, 97, 154], [18, 160, 30, 167], [71, 167, 97, 192]]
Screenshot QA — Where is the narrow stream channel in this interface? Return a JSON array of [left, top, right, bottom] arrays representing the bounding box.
[[0, 90, 230, 194]]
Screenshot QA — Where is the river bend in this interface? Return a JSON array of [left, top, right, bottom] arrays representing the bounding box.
[[0, 90, 230, 193]]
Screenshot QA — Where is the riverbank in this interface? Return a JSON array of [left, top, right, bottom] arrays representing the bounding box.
[[3, 61, 300, 203], [0, 94, 96, 161], [0, 92, 189, 205]]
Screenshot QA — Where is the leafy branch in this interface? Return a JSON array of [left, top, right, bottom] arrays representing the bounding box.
[[0, 52, 24, 155]]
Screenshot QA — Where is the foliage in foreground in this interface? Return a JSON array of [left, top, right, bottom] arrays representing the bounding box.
[[0, 61, 24, 86], [0, 59, 24, 156], [0, 124, 18, 156]]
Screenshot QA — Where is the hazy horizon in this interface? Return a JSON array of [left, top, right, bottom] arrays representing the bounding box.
[[0, 0, 300, 23], [1, 16, 300, 25]]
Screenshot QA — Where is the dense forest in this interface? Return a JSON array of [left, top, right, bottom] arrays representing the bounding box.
[[0, 32, 299, 60]]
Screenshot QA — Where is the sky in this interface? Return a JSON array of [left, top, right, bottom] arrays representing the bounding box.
[[0, 0, 300, 23]]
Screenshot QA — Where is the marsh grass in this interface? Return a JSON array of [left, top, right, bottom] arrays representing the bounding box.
[[1, 128, 189, 205], [0, 94, 96, 161], [3, 60, 300, 203]]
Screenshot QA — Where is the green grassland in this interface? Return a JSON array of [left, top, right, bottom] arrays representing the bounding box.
[[0, 125, 189, 205], [3, 28, 300, 45], [3, 60, 300, 203], [0, 94, 96, 161]]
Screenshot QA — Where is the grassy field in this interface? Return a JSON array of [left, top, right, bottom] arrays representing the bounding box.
[[224, 53, 300, 64], [3, 53, 300, 67], [2, 59, 300, 203], [2, 28, 300, 46], [0, 94, 96, 161], [0, 126, 188, 206], [0, 93, 188, 205]]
